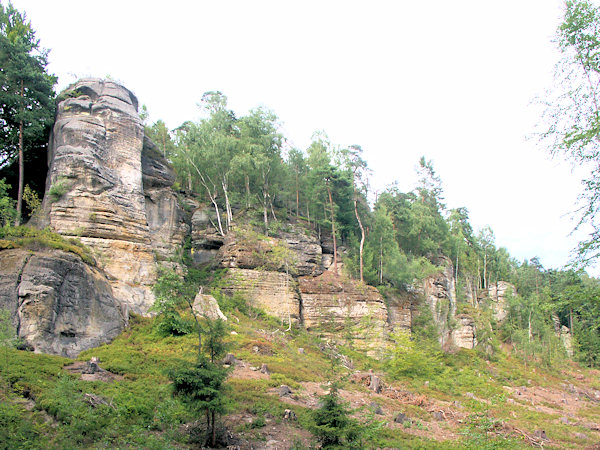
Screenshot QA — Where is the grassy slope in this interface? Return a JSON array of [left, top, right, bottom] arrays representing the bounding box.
[[1, 308, 599, 449]]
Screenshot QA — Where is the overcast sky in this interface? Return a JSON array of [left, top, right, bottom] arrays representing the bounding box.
[[11, 0, 598, 273]]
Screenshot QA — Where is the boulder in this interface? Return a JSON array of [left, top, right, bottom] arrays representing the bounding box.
[[192, 292, 227, 321], [0, 248, 124, 357], [279, 385, 293, 397], [394, 413, 410, 424]]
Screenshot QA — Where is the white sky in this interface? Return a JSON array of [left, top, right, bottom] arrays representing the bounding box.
[[12, 0, 599, 273]]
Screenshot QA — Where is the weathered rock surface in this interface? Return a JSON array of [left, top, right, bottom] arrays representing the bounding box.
[[142, 136, 188, 262], [419, 256, 456, 347], [191, 206, 224, 265], [386, 292, 415, 333], [218, 223, 324, 276], [221, 268, 301, 325], [561, 325, 574, 357], [279, 222, 324, 276], [452, 315, 477, 349], [0, 249, 124, 357], [192, 292, 227, 321], [487, 281, 516, 322], [299, 271, 388, 356], [37, 79, 158, 314]]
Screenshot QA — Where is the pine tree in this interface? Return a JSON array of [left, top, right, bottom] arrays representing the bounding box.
[[0, 2, 56, 225]]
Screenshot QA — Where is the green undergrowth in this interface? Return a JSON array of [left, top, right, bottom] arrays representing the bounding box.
[[0, 226, 94, 265], [1, 295, 599, 448]]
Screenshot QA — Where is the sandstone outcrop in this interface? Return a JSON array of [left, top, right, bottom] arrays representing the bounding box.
[[0, 249, 124, 357], [419, 256, 456, 346], [221, 268, 300, 325], [299, 271, 388, 356], [452, 315, 477, 349], [386, 291, 414, 333], [217, 222, 324, 276], [36, 79, 185, 314], [487, 281, 516, 322], [190, 206, 224, 265], [142, 136, 188, 262]]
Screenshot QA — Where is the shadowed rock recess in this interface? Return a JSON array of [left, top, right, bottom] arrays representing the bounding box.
[[0, 78, 522, 358]]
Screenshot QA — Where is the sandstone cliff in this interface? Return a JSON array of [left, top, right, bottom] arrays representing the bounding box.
[[37, 79, 186, 315], [0, 248, 124, 357]]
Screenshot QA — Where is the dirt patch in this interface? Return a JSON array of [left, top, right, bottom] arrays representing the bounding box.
[[63, 361, 123, 382], [229, 361, 271, 380], [226, 413, 313, 449]]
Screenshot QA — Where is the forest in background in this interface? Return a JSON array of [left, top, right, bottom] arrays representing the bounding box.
[[1, 0, 600, 369]]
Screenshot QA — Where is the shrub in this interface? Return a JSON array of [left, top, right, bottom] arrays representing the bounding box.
[[310, 384, 362, 448], [0, 179, 16, 226], [48, 177, 70, 202]]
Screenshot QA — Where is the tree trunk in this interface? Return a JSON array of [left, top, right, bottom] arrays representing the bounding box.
[[379, 235, 383, 284], [222, 178, 232, 231], [245, 174, 251, 209], [353, 197, 365, 282], [15, 80, 24, 227], [187, 157, 225, 236], [263, 190, 269, 235], [326, 181, 338, 275], [295, 172, 299, 217], [211, 411, 216, 447], [483, 250, 487, 290]]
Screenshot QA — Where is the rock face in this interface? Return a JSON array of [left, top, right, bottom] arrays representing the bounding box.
[[142, 136, 188, 262], [386, 292, 414, 333], [487, 281, 516, 322], [36, 79, 177, 314], [419, 256, 456, 347], [217, 222, 323, 276], [0, 249, 124, 357], [190, 206, 224, 265], [452, 315, 477, 349], [299, 271, 388, 356], [221, 268, 300, 325]]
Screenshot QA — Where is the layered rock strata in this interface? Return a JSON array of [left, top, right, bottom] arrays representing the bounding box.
[[419, 256, 456, 347], [299, 271, 388, 356], [487, 281, 516, 322], [452, 315, 477, 349], [38, 79, 158, 314], [142, 136, 188, 262], [221, 268, 300, 325], [0, 249, 124, 357]]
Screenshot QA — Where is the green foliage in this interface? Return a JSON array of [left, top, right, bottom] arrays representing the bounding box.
[[0, 225, 94, 264], [168, 356, 229, 446], [203, 318, 229, 363], [47, 177, 70, 202], [168, 357, 228, 414], [310, 384, 362, 448], [0, 178, 16, 226], [22, 184, 40, 217], [386, 331, 440, 380], [538, 0, 600, 265], [151, 267, 197, 336], [0, 2, 56, 222]]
